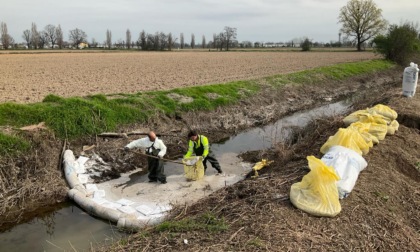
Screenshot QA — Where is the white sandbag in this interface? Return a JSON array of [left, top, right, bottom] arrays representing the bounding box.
[[321, 145, 367, 199]]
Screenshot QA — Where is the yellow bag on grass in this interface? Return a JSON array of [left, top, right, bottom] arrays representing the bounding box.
[[387, 120, 400, 135], [357, 113, 389, 125], [368, 104, 398, 121], [183, 156, 205, 181], [290, 156, 341, 217], [343, 105, 395, 126], [364, 122, 388, 141], [320, 128, 371, 155], [352, 114, 388, 141], [348, 122, 379, 145], [343, 110, 370, 126]]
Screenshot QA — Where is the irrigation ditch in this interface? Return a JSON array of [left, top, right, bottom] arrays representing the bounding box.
[[1, 65, 419, 251]]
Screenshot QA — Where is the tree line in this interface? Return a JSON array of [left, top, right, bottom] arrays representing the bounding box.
[[0, 22, 238, 51], [2, 0, 419, 62]]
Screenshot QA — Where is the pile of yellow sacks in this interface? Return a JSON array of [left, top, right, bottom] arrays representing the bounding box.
[[290, 104, 398, 217], [321, 104, 399, 155]]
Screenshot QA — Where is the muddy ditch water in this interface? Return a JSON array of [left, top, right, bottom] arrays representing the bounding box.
[[0, 98, 354, 251]]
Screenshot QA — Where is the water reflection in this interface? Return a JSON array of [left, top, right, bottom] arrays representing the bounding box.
[[212, 99, 351, 155], [0, 203, 125, 252]]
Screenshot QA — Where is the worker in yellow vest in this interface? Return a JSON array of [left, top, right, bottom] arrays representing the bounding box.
[[184, 130, 223, 174]]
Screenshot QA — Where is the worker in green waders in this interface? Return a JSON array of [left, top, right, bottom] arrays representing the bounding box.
[[184, 130, 223, 174]]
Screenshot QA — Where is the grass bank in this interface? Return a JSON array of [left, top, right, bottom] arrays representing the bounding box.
[[0, 59, 395, 156]]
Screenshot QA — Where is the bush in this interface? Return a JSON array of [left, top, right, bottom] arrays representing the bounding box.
[[301, 38, 311, 51], [373, 22, 420, 65]]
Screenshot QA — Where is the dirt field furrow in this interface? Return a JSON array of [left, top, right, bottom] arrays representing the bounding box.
[[0, 51, 378, 103]]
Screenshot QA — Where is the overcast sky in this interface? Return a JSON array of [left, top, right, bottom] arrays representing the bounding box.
[[1, 0, 419, 44]]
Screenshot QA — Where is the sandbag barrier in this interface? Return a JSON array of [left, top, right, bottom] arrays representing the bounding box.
[[290, 104, 398, 217], [63, 150, 167, 230]]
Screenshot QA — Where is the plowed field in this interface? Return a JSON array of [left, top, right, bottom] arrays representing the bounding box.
[[0, 51, 378, 103]]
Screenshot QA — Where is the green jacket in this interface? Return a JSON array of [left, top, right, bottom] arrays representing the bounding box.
[[184, 135, 210, 158]]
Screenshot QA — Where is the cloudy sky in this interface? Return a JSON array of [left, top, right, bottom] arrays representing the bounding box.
[[1, 0, 419, 44]]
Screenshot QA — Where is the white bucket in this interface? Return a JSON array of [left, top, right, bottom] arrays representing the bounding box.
[[402, 62, 419, 97]]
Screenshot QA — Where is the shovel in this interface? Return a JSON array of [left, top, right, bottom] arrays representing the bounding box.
[[122, 148, 184, 164]]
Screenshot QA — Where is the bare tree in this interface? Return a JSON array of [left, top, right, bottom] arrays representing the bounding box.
[[154, 32, 161, 50], [69, 28, 87, 47], [215, 32, 226, 51], [168, 32, 173, 51], [1, 22, 14, 49], [31, 23, 39, 49], [338, 0, 387, 51], [56, 25, 63, 49], [191, 33, 195, 49], [202, 35, 206, 49], [126, 29, 131, 49], [146, 33, 154, 50], [223, 26, 237, 51], [180, 33, 184, 49], [213, 33, 217, 49], [22, 29, 31, 48], [38, 32, 48, 49], [44, 24, 57, 48], [159, 32, 167, 50], [140, 30, 146, 50], [106, 29, 112, 49]]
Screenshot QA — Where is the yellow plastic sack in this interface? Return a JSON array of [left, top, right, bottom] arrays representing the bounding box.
[[343, 108, 392, 126], [348, 122, 379, 145], [357, 113, 389, 125], [183, 156, 205, 181], [352, 114, 388, 141], [252, 159, 274, 177], [343, 110, 369, 126], [365, 122, 388, 141], [387, 120, 400, 135], [320, 128, 371, 155], [290, 156, 341, 217], [369, 104, 398, 121]]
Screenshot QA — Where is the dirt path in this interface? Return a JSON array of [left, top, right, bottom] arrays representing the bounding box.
[[0, 51, 377, 103]]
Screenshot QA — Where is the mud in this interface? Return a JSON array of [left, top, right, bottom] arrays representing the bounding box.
[[1, 66, 420, 251]]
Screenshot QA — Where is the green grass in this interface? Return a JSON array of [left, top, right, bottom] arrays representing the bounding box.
[[0, 80, 258, 140], [155, 212, 228, 233], [0, 59, 395, 156], [267, 59, 394, 86], [0, 132, 30, 155]]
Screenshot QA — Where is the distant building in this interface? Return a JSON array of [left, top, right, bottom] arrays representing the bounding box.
[[78, 42, 89, 49]]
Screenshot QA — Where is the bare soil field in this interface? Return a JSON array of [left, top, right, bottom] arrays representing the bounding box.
[[0, 51, 378, 103]]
